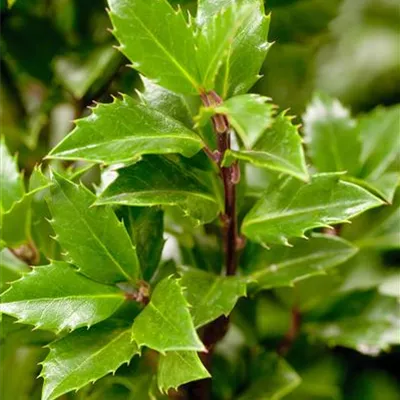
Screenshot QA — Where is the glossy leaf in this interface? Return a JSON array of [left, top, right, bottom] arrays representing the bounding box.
[[0, 248, 30, 291], [48, 172, 140, 284], [180, 266, 246, 328], [238, 352, 301, 400], [118, 206, 165, 281], [0, 137, 24, 213], [157, 351, 210, 393], [41, 322, 139, 400], [196, 2, 255, 91], [96, 156, 220, 225], [303, 93, 360, 175], [108, 0, 201, 94], [222, 112, 309, 181], [0, 262, 125, 332], [216, 94, 275, 148], [358, 105, 400, 180], [131, 276, 205, 353], [242, 173, 383, 246], [197, 0, 271, 98], [48, 95, 203, 164], [244, 234, 357, 291]]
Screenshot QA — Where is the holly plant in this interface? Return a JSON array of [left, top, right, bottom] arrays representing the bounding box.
[[1, 1, 399, 400]]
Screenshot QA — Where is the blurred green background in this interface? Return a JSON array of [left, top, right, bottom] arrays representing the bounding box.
[[1, 0, 399, 399]]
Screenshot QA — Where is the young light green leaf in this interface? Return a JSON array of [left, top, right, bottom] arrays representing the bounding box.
[[222, 112, 309, 182], [216, 94, 275, 148], [196, 2, 255, 91], [242, 173, 384, 246], [157, 351, 210, 393], [243, 234, 357, 291], [48, 172, 140, 284], [379, 273, 400, 299], [131, 276, 205, 353], [41, 321, 139, 400], [303, 93, 360, 176], [238, 352, 301, 400], [118, 206, 165, 281], [0, 136, 24, 213], [179, 266, 246, 328], [139, 76, 195, 128], [108, 0, 201, 94], [358, 105, 400, 180], [0, 262, 125, 332], [47, 95, 203, 164], [197, 0, 271, 98], [96, 156, 220, 225]]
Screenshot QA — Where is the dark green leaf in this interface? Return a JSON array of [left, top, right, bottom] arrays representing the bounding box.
[[238, 352, 301, 400], [222, 112, 309, 181], [242, 173, 383, 246], [96, 156, 220, 225], [40, 321, 139, 400], [48, 95, 203, 164], [157, 351, 210, 393], [180, 266, 246, 328], [108, 0, 201, 94], [243, 234, 357, 291], [48, 172, 140, 284], [303, 93, 360, 175], [197, 0, 271, 98], [0, 262, 125, 332], [131, 276, 205, 353]]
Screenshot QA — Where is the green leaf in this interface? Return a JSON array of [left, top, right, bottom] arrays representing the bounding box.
[[379, 273, 400, 299], [47, 95, 203, 164], [0, 262, 125, 332], [131, 276, 205, 353], [0, 248, 30, 292], [157, 351, 210, 393], [196, 2, 255, 91], [0, 137, 24, 213], [216, 94, 275, 148], [139, 76, 195, 127], [222, 112, 309, 181], [54, 45, 122, 99], [118, 206, 165, 281], [108, 0, 201, 94], [197, 0, 271, 98], [243, 234, 357, 291], [238, 352, 301, 400], [303, 93, 360, 176], [242, 173, 383, 246], [40, 321, 139, 400], [358, 105, 400, 180], [48, 172, 140, 284], [179, 266, 246, 328], [306, 291, 400, 355], [96, 156, 220, 225]]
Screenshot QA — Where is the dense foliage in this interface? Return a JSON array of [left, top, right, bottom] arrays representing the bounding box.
[[1, 0, 399, 399]]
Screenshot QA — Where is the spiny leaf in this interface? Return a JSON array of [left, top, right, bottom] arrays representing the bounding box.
[[303, 92, 360, 176], [222, 112, 309, 182], [243, 234, 357, 291], [47, 95, 203, 164], [216, 94, 275, 148], [238, 352, 301, 400], [157, 351, 210, 393], [108, 0, 201, 94], [131, 276, 205, 353], [242, 173, 384, 246], [48, 172, 140, 284], [197, 0, 271, 98], [0, 262, 125, 332], [96, 155, 220, 225], [41, 321, 139, 400], [0, 248, 30, 291], [179, 266, 246, 328], [0, 136, 24, 213], [196, 2, 256, 91]]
